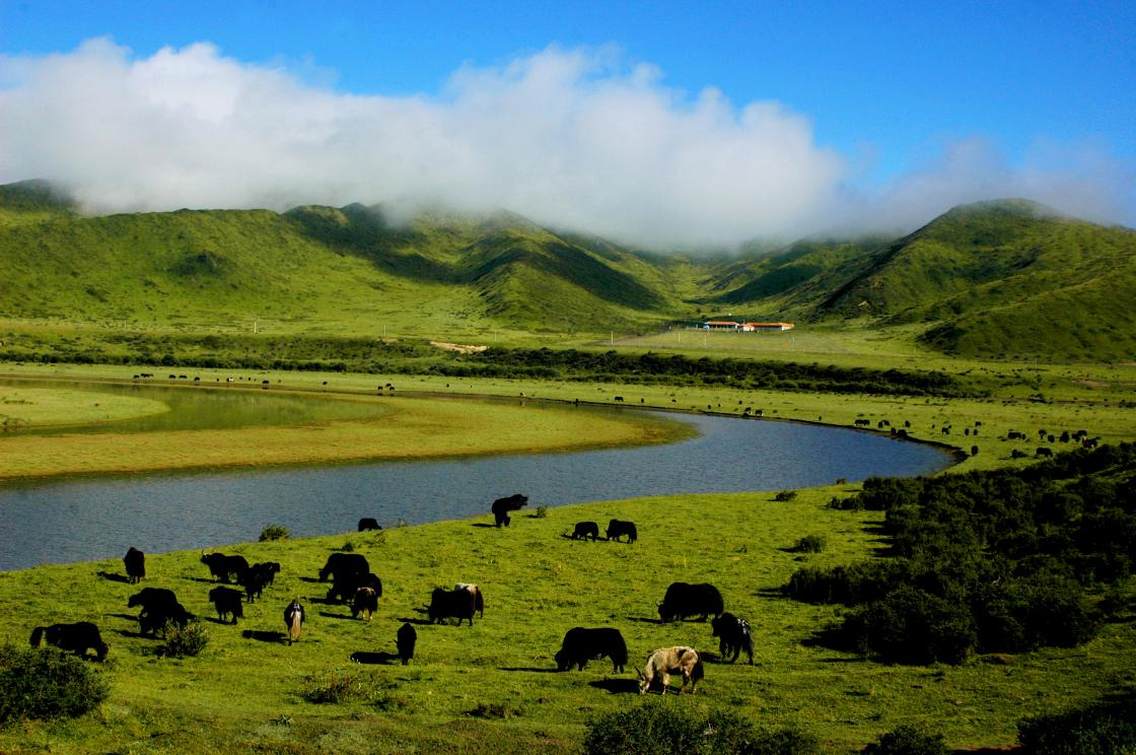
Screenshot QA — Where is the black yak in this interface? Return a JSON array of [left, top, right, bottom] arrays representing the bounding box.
[[123, 547, 146, 584], [571, 521, 600, 541], [658, 582, 724, 622], [397, 622, 417, 665], [284, 599, 305, 645], [200, 552, 249, 583], [318, 552, 369, 583], [555, 627, 628, 672], [428, 587, 478, 626], [352, 586, 379, 621], [638, 646, 703, 695], [454, 583, 484, 618], [209, 586, 245, 624], [711, 612, 753, 664], [240, 562, 279, 603], [491, 493, 528, 526], [327, 571, 383, 604], [358, 517, 381, 531], [30, 622, 108, 661], [606, 519, 637, 543]]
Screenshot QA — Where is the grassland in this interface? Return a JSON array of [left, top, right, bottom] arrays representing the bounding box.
[[1, 484, 1133, 754], [0, 385, 687, 482], [0, 386, 169, 428]]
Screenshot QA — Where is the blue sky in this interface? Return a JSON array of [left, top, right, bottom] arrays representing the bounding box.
[[1, 1, 1133, 244]]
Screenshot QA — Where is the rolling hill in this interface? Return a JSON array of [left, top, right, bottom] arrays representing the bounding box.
[[1, 182, 1133, 361]]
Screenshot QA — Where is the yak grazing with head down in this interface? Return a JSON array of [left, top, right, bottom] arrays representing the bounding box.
[[123, 547, 146, 583], [657, 582, 724, 622], [638, 646, 704, 695], [555, 627, 628, 672], [711, 612, 754, 664], [428, 586, 481, 626], [491, 494, 528, 527], [30, 622, 108, 662]]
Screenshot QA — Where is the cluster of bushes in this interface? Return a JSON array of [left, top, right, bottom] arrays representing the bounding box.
[[158, 620, 208, 658], [785, 444, 1135, 663], [0, 644, 109, 724], [583, 705, 819, 755], [1018, 692, 1136, 754]]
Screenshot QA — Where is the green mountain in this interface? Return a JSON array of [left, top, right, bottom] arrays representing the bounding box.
[[1, 183, 1132, 361], [0, 190, 696, 336]]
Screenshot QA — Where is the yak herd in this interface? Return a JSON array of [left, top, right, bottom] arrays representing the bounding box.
[[28, 493, 757, 697]]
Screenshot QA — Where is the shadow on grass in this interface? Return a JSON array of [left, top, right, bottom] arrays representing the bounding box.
[[113, 628, 155, 640], [396, 617, 435, 626], [185, 576, 220, 584], [298, 576, 322, 584], [96, 570, 131, 584], [106, 612, 138, 621], [318, 611, 356, 621], [470, 523, 498, 529], [755, 587, 787, 599], [624, 616, 663, 625], [499, 666, 559, 673], [350, 651, 401, 665], [589, 678, 641, 694], [307, 596, 338, 606], [242, 629, 286, 644]]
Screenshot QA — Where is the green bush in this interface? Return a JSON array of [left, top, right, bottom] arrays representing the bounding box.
[[861, 725, 950, 755], [259, 523, 290, 541], [583, 705, 818, 755], [1018, 695, 1136, 754], [774, 490, 798, 502], [159, 620, 208, 658], [0, 644, 109, 723], [795, 535, 826, 553], [302, 668, 375, 704]]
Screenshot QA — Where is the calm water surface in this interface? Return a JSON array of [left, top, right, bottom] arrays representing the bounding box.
[[0, 380, 952, 570]]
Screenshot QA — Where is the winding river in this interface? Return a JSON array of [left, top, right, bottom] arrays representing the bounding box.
[[0, 380, 953, 570]]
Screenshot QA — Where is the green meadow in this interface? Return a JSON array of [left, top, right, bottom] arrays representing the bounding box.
[[2, 486, 1133, 754]]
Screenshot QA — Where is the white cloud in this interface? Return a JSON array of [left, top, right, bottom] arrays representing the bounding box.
[[0, 39, 1130, 247]]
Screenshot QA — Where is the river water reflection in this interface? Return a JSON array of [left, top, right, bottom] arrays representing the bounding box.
[[0, 390, 952, 570]]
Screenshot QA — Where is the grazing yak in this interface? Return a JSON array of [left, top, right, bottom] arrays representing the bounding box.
[[455, 583, 485, 618], [358, 517, 381, 532], [571, 521, 600, 541], [555, 627, 628, 672], [123, 547, 146, 584], [239, 562, 280, 603], [284, 600, 305, 645], [658, 582, 724, 622], [711, 612, 754, 664], [638, 646, 704, 695], [318, 552, 370, 583], [606, 519, 637, 543], [209, 586, 245, 624], [201, 552, 249, 583], [30, 622, 108, 661], [491, 493, 528, 526], [327, 571, 383, 604], [129, 588, 192, 636], [428, 586, 479, 626], [397, 622, 417, 665], [352, 587, 379, 621]]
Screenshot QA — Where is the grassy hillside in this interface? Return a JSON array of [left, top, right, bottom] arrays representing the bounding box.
[[0, 190, 695, 338], [3, 183, 1134, 361]]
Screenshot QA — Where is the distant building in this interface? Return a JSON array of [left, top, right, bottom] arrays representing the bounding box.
[[702, 320, 741, 330], [741, 322, 795, 332]]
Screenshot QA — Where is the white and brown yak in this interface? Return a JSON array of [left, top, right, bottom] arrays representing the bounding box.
[[637, 646, 704, 695]]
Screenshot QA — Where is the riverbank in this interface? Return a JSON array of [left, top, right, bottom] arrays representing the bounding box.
[[1, 485, 1132, 753]]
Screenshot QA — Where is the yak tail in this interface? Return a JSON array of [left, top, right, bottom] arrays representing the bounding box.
[[29, 626, 45, 647]]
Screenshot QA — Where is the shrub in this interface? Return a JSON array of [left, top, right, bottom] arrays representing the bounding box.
[[0, 644, 109, 723], [773, 490, 798, 502], [795, 535, 826, 553], [842, 586, 976, 664], [259, 523, 290, 541], [583, 705, 818, 755], [159, 620, 208, 658], [1018, 695, 1136, 754], [861, 725, 950, 755], [534, 506, 548, 519], [302, 668, 375, 704]]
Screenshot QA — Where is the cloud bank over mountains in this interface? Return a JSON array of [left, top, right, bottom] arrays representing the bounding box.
[[0, 39, 1130, 247]]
